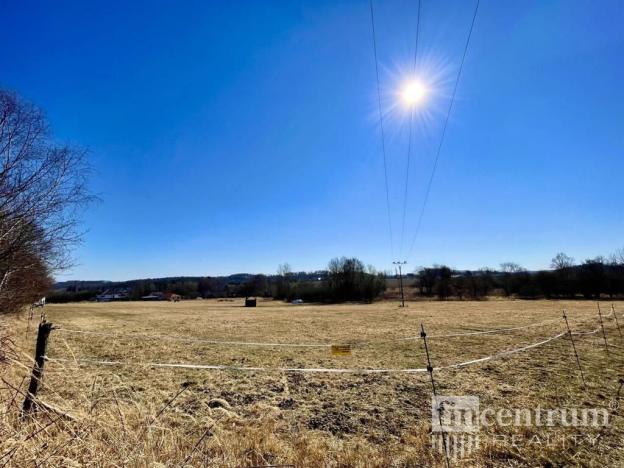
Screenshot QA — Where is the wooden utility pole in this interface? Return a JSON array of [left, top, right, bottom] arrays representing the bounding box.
[[393, 261, 407, 307], [22, 320, 53, 414]]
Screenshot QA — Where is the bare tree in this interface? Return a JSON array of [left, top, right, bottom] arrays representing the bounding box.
[[551, 253, 575, 271], [500, 262, 523, 274], [0, 90, 92, 314], [277, 263, 292, 279], [500, 262, 525, 297], [610, 248, 624, 266], [275, 263, 293, 299]]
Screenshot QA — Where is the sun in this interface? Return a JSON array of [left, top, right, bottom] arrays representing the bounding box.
[[400, 80, 427, 108]]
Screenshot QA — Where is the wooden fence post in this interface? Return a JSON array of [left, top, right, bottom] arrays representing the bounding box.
[[22, 320, 53, 415]]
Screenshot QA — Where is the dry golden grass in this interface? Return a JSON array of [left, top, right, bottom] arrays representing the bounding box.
[[2, 299, 624, 466]]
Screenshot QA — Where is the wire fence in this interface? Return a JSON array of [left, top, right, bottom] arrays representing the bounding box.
[[44, 329, 570, 374], [41, 308, 618, 375], [53, 312, 592, 349]]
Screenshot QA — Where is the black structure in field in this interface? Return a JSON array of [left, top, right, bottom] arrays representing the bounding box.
[[245, 297, 256, 307]]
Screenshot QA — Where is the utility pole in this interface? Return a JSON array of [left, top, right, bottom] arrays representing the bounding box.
[[393, 261, 407, 307]]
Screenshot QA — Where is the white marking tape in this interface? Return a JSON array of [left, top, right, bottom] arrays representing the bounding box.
[[572, 327, 601, 336], [45, 357, 418, 374], [56, 328, 332, 348], [55, 316, 565, 349], [438, 332, 567, 369], [413, 318, 562, 340], [45, 329, 572, 374]]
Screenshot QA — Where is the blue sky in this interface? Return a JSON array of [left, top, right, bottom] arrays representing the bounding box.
[[1, 0, 623, 280]]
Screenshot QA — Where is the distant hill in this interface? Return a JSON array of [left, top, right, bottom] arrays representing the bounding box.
[[53, 280, 112, 291], [53, 271, 328, 292]]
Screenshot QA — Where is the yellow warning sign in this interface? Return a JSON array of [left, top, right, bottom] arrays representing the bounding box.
[[331, 345, 352, 356]]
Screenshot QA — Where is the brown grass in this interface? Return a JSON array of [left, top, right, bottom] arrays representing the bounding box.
[[1, 299, 623, 466]]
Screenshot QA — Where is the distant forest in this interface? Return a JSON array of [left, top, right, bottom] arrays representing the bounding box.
[[49, 250, 624, 303]]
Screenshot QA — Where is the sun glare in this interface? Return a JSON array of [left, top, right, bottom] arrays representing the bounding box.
[[400, 80, 427, 108]]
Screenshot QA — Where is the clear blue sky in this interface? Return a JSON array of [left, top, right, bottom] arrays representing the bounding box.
[[2, 1, 623, 280]]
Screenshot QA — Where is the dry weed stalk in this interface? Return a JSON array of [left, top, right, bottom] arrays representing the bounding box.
[[0, 326, 16, 369]]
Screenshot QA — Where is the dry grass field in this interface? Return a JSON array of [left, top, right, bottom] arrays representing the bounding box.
[[2, 299, 624, 466]]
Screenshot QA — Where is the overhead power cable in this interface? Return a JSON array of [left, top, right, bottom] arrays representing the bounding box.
[[399, 0, 422, 258], [407, 0, 480, 259], [369, 0, 395, 260]]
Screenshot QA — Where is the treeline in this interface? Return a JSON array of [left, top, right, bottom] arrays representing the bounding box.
[[413, 252, 624, 300], [50, 257, 386, 304], [273, 258, 386, 303], [51, 251, 624, 304]]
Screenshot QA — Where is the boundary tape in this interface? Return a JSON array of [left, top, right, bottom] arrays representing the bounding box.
[[55, 329, 332, 348], [402, 318, 562, 340], [55, 316, 568, 348], [53, 309, 612, 349], [45, 329, 571, 374], [438, 332, 567, 369]]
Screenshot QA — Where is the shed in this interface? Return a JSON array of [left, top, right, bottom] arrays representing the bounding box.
[[245, 297, 256, 307]]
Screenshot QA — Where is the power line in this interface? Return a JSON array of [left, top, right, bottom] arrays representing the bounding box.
[[413, 0, 422, 71], [407, 0, 480, 259], [399, 0, 422, 258], [369, 0, 394, 260]]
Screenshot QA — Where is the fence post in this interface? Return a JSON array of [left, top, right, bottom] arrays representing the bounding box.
[[597, 303, 609, 355], [612, 304, 623, 339], [22, 320, 53, 415], [562, 310, 586, 389], [420, 323, 451, 468]]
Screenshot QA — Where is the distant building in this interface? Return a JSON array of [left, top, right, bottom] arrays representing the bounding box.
[[96, 288, 129, 302], [141, 291, 182, 301], [141, 291, 165, 301]]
